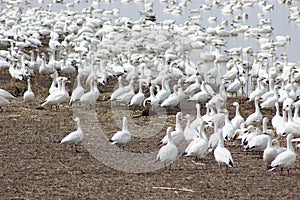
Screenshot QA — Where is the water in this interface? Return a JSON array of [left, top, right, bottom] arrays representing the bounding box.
[[5, 0, 299, 62]]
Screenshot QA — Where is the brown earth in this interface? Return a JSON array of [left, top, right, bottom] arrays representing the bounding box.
[[0, 72, 300, 200]]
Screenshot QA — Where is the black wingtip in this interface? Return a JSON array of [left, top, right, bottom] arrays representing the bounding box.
[[182, 152, 187, 156], [229, 159, 234, 168], [268, 165, 275, 171]]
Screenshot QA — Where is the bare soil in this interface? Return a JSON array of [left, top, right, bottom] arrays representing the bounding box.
[[0, 72, 300, 200]]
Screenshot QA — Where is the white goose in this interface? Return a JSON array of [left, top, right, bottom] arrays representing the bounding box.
[[156, 127, 178, 168], [268, 134, 296, 175], [231, 102, 245, 131], [129, 80, 145, 108], [282, 106, 300, 137], [0, 89, 16, 99], [23, 77, 35, 103], [184, 75, 202, 96], [110, 76, 125, 101], [187, 81, 211, 104], [159, 112, 183, 146], [41, 77, 69, 109], [271, 102, 283, 131], [143, 85, 159, 107], [260, 85, 279, 109], [248, 77, 267, 102], [49, 71, 59, 95], [208, 120, 222, 152], [190, 103, 203, 128], [182, 121, 209, 161], [292, 101, 300, 123], [183, 114, 198, 142], [156, 77, 171, 103], [160, 85, 180, 108], [263, 129, 279, 166], [79, 79, 100, 105], [226, 73, 242, 97], [245, 117, 269, 151], [110, 116, 131, 145], [245, 96, 263, 126], [222, 109, 236, 141], [116, 79, 135, 105], [214, 128, 234, 168], [60, 117, 83, 152], [69, 74, 84, 105]]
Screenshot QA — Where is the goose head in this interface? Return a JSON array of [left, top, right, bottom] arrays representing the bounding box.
[[232, 101, 239, 107]]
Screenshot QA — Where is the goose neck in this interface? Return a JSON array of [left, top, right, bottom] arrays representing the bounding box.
[[122, 117, 128, 131], [267, 134, 272, 147], [287, 108, 293, 122], [196, 104, 201, 119], [287, 134, 294, 152]]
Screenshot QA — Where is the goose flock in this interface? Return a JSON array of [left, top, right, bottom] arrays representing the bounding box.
[[1, 0, 300, 175]]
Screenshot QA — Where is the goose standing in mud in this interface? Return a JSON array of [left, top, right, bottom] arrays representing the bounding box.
[[23, 77, 35, 103], [110, 116, 131, 147], [156, 127, 178, 170], [159, 112, 183, 146], [268, 134, 296, 175], [60, 117, 83, 153], [214, 128, 234, 170]]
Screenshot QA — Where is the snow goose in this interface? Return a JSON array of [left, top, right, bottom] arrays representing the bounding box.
[[116, 79, 135, 105], [260, 77, 276, 102], [187, 81, 211, 105], [226, 73, 242, 97], [110, 116, 131, 146], [156, 127, 178, 169], [159, 112, 183, 146], [245, 117, 269, 151], [263, 129, 278, 166], [39, 52, 54, 76], [129, 80, 145, 108], [160, 85, 180, 108], [184, 75, 202, 96], [268, 134, 296, 175], [208, 120, 222, 152], [282, 87, 295, 109], [110, 78, 133, 101], [155, 77, 171, 103], [208, 80, 227, 108], [23, 77, 35, 102], [143, 85, 159, 107], [260, 85, 279, 109], [248, 77, 267, 102], [190, 103, 203, 128], [271, 102, 282, 131], [242, 125, 262, 148], [182, 121, 209, 161], [0, 89, 16, 99], [273, 138, 286, 153], [79, 79, 100, 106], [214, 128, 234, 169], [47, 71, 58, 94], [60, 117, 83, 152], [202, 103, 213, 124], [245, 96, 263, 126], [231, 102, 245, 131], [183, 114, 198, 142], [282, 106, 300, 137], [222, 109, 236, 141], [69, 74, 84, 105], [292, 101, 300, 123], [41, 77, 69, 109]]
